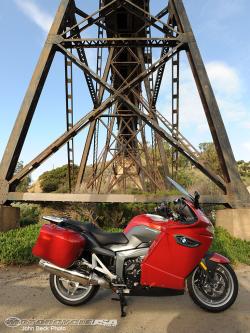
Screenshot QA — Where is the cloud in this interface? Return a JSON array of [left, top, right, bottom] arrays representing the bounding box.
[[206, 61, 241, 94], [206, 63, 250, 127], [154, 58, 250, 161], [15, 0, 53, 33], [241, 121, 250, 129], [242, 142, 250, 152], [157, 59, 249, 136], [14, 0, 96, 70]]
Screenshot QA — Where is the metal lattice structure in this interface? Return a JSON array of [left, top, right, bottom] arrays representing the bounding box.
[[0, 0, 249, 207]]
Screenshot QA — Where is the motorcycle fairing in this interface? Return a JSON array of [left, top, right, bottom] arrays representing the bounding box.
[[140, 202, 213, 290], [124, 214, 167, 233]]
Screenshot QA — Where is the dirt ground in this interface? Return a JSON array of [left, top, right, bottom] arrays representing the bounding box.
[[0, 264, 249, 333]]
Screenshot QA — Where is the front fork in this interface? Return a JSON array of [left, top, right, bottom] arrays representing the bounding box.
[[199, 252, 230, 280]]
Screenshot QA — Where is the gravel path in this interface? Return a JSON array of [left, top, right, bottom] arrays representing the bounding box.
[[0, 264, 249, 333]]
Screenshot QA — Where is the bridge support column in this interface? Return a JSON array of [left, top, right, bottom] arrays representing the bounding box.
[[216, 209, 250, 241], [0, 206, 20, 232]]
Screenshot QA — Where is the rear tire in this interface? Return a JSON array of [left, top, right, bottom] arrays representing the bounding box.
[[49, 274, 99, 306], [187, 263, 238, 312]]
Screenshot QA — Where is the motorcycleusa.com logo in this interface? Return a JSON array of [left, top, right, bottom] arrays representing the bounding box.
[[4, 317, 117, 331]]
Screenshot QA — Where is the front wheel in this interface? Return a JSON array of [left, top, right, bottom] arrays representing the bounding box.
[[187, 263, 238, 312]]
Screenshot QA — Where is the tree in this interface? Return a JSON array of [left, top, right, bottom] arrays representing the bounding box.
[[39, 165, 79, 193], [15, 161, 31, 192], [199, 142, 222, 176], [237, 160, 250, 185]]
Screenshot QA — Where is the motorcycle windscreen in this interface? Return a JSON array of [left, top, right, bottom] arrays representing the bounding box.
[[166, 176, 194, 201]]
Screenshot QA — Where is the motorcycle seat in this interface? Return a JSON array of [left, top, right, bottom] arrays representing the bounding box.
[[59, 219, 129, 246]]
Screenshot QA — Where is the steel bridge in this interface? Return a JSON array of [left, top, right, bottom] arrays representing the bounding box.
[[0, 0, 249, 208]]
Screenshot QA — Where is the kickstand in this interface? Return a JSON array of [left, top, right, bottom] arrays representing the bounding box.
[[111, 291, 127, 317]]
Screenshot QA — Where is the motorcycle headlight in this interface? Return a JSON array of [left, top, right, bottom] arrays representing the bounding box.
[[175, 235, 201, 248]]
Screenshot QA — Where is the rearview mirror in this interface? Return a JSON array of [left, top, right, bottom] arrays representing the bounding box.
[[194, 191, 200, 208]]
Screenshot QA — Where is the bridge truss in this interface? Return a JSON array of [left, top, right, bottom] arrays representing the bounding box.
[[0, 0, 249, 207]]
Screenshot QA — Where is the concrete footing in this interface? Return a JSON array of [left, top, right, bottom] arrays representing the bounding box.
[[216, 209, 250, 241], [0, 206, 20, 232]]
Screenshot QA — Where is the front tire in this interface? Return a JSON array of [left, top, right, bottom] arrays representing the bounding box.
[[49, 274, 99, 306], [187, 263, 238, 312]]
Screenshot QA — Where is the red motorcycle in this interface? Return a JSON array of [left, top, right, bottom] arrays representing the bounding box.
[[33, 177, 238, 317]]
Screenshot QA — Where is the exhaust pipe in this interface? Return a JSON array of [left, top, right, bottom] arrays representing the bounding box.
[[39, 259, 109, 288]]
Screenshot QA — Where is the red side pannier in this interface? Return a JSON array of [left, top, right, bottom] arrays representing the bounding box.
[[32, 224, 86, 268]]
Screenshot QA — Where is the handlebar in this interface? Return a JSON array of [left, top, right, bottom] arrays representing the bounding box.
[[155, 198, 197, 224], [154, 202, 173, 219]]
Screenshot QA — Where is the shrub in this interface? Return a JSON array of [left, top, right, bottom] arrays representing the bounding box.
[[39, 165, 79, 193], [41, 179, 59, 193], [0, 223, 121, 265], [0, 224, 41, 265], [94, 203, 156, 228], [1, 222, 249, 266], [211, 227, 250, 265], [13, 203, 41, 227]]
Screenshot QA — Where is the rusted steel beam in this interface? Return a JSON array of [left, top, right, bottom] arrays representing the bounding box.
[[169, 0, 250, 204], [171, 51, 180, 178], [9, 42, 176, 186], [123, 0, 178, 36], [57, 41, 184, 114], [7, 192, 230, 205], [90, 117, 162, 189], [8, 36, 227, 198], [75, 48, 114, 192], [138, 117, 156, 192], [137, 48, 170, 188], [96, 112, 116, 193], [87, 153, 121, 190], [64, 22, 75, 193], [75, 121, 96, 192], [155, 6, 169, 20], [62, 37, 179, 48], [0, 0, 72, 184], [128, 85, 200, 163], [152, 12, 173, 107], [74, 7, 107, 31], [9, 41, 225, 194], [2, 0, 247, 209], [70, 12, 98, 105], [58, 43, 226, 192], [63, 0, 119, 38]]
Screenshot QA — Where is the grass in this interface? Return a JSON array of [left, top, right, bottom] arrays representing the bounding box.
[[211, 226, 250, 265], [0, 224, 41, 265], [0, 224, 249, 266], [0, 224, 122, 266]]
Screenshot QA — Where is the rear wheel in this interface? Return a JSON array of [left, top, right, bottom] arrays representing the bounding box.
[[187, 263, 238, 312], [49, 274, 99, 306]]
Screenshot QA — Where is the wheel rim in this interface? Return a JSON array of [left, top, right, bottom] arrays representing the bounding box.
[[53, 275, 93, 302], [192, 264, 234, 308]]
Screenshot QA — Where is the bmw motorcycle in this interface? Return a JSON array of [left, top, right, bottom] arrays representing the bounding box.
[[33, 177, 238, 317]]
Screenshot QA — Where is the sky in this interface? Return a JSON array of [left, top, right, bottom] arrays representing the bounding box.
[[0, 0, 250, 182]]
